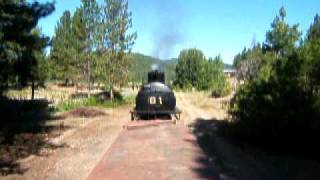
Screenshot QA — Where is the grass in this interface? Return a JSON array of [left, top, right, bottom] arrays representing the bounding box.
[[55, 95, 135, 112], [4, 85, 136, 112]]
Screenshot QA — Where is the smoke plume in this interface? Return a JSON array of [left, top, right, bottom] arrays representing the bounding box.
[[152, 0, 186, 59], [151, 63, 159, 71]]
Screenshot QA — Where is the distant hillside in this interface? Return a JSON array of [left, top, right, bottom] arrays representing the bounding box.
[[128, 53, 177, 83], [128, 53, 233, 83], [224, 63, 234, 69]]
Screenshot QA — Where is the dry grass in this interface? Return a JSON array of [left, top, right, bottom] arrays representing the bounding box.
[[4, 85, 72, 105], [175, 91, 232, 118]]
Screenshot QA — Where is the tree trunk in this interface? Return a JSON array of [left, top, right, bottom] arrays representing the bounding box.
[[110, 68, 114, 101], [87, 60, 91, 98], [31, 80, 35, 100], [109, 43, 118, 101], [110, 87, 114, 101], [65, 78, 70, 86]]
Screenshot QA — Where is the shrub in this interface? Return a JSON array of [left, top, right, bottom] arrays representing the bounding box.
[[212, 79, 232, 98], [175, 48, 228, 93], [229, 53, 320, 155], [227, 9, 320, 156], [211, 80, 232, 98]]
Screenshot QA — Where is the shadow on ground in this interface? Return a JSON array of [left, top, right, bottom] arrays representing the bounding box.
[[189, 118, 320, 180], [0, 96, 68, 176], [189, 118, 237, 180]]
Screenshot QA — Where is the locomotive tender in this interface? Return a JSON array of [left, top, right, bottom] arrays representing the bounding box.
[[130, 70, 181, 120]]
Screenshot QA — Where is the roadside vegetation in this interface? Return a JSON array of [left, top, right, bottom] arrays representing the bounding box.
[[174, 48, 232, 97], [229, 7, 320, 156], [55, 92, 135, 112], [0, 0, 136, 122], [0, 0, 136, 175]]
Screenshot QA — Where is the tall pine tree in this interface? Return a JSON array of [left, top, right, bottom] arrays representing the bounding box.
[[101, 0, 137, 99], [50, 10, 76, 85], [80, 0, 100, 96], [0, 0, 54, 95], [264, 6, 301, 56]]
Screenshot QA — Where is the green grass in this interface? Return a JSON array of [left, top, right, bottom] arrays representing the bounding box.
[[55, 95, 135, 112]]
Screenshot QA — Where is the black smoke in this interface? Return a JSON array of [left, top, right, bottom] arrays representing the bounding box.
[[151, 0, 186, 59]]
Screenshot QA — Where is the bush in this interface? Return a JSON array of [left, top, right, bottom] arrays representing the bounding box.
[[212, 80, 232, 98], [175, 48, 228, 93], [229, 53, 320, 155], [227, 8, 320, 158]]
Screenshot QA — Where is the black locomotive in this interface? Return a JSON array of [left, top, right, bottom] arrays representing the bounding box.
[[130, 70, 181, 120]]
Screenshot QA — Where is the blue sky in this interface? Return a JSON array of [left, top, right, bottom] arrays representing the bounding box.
[[30, 0, 320, 64]]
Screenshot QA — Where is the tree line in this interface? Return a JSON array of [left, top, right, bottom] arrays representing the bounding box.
[[0, 0, 136, 100], [230, 7, 320, 150], [49, 0, 136, 99], [174, 48, 231, 96]]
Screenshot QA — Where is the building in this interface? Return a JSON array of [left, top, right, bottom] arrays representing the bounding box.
[[223, 68, 237, 77]]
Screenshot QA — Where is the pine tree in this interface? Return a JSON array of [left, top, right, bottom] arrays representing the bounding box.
[[100, 0, 137, 99], [303, 14, 320, 98], [30, 28, 50, 99], [80, 0, 100, 96], [264, 7, 301, 56], [50, 10, 76, 85], [71, 7, 88, 87], [307, 14, 320, 41], [175, 48, 207, 90], [0, 0, 54, 94]]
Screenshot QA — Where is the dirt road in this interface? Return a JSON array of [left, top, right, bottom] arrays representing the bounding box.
[[87, 122, 217, 180], [86, 92, 232, 180], [177, 92, 320, 180], [2, 92, 225, 180], [3, 105, 131, 180], [175, 92, 228, 124], [2, 92, 232, 180], [5, 92, 308, 180]]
